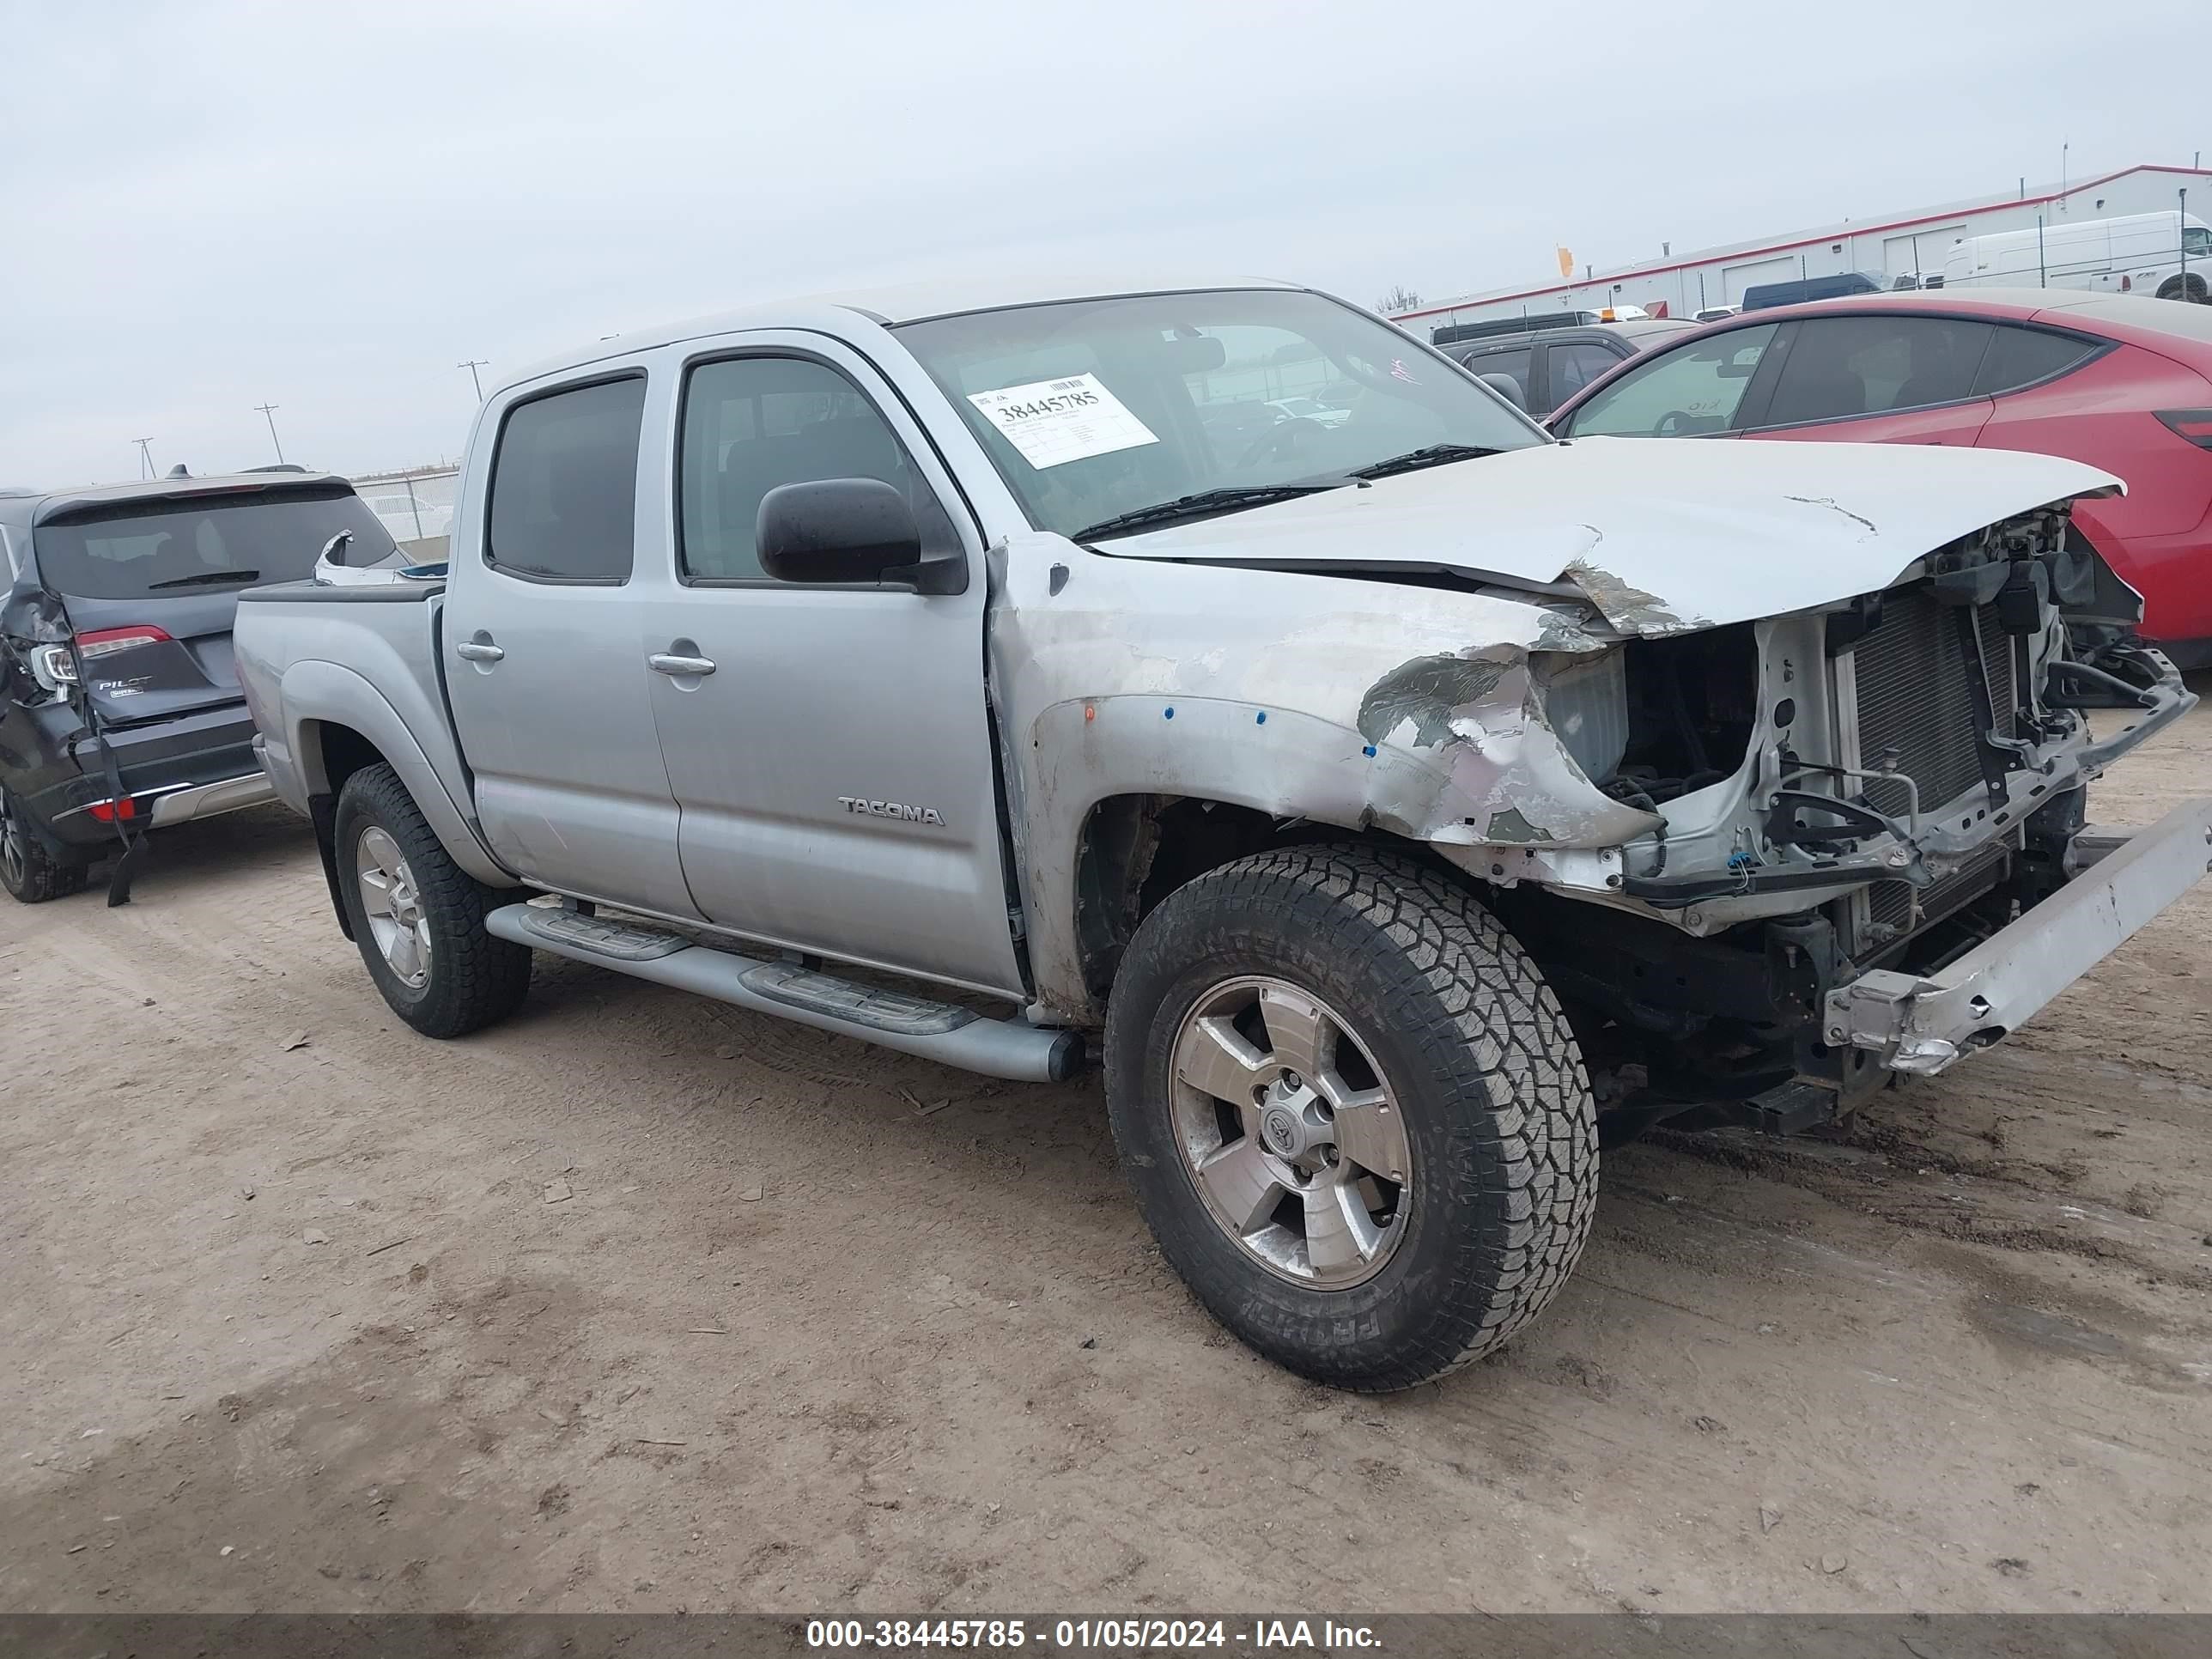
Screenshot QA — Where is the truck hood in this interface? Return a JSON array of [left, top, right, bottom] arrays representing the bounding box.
[[1097, 435, 2121, 635]]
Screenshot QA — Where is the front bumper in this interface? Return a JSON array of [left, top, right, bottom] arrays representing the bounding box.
[[1826, 795, 2212, 1074]]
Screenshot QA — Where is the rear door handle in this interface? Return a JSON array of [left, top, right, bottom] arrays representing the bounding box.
[[647, 653, 716, 677], [455, 639, 504, 662]]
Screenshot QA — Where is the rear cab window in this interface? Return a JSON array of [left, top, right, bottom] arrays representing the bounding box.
[[31, 486, 397, 600], [487, 376, 648, 583]]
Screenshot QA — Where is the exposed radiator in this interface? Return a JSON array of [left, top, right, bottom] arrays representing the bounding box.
[[1852, 587, 2014, 821], [1849, 585, 2020, 946]]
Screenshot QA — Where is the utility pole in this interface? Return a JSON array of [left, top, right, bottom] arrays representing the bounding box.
[[2183, 187, 2191, 299], [458, 360, 489, 401], [253, 404, 285, 465], [132, 438, 155, 479], [2036, 215, 2048, 289]]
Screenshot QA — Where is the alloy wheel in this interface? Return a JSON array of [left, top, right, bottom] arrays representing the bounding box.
[[356, 825, 432, 989], [1168, 975, 1412, 1288]]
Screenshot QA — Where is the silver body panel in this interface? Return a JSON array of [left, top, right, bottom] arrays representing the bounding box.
[[230, 285, 2204, 1079]]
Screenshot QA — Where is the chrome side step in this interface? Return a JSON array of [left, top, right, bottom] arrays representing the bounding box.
[[485, 903, 1084, 1083]]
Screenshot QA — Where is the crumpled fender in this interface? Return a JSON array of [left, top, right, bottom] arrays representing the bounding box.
[[987, 533, 1660, 1019]]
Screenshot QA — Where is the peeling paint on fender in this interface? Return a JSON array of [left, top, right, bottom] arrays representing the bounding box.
[[1485, 806, 1557, 843], [1357, 649, 1521, 747]]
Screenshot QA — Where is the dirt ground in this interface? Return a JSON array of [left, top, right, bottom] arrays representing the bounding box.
[[3, 683, 2208, 1617]]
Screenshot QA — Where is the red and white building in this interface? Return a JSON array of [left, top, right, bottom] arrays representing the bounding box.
[[1391, 162, 2209, 339]]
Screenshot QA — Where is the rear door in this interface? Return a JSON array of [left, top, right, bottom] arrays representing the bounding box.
[[1741, 313, 1998, 447], [441, 370, 700, 917], [634, 333, 1025, 996], [30, 483, 391, 727]]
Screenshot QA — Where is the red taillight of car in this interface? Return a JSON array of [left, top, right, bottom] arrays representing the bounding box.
[[88, 798, 138, 822], [76, 625, 173, 659], [2155, 409, 2212, 449]]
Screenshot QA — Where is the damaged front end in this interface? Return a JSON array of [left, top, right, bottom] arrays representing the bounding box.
[[1446, 504, 2203, 1133]]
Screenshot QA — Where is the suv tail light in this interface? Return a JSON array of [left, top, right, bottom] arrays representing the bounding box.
[[76, 625, 173, 659], [27, 625, 173, 693], [2156, 410, 2212, 449]]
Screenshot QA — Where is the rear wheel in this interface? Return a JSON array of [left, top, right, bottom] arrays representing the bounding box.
[[2156, 274, 2209, 303], [1, 784, 89, 904], [334, 763, 531, 1036], [1104, 844, 1599, 1391]]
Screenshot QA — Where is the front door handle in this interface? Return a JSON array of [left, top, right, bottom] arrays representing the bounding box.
[[647, 653, 716, 677], [455, 638, 505, 663]]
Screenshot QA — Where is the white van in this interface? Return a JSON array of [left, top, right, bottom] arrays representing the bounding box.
[[1942, 211, 2211, 301]]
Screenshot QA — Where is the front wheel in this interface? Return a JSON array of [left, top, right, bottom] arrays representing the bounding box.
[[1104, 845, 1599, 1392], [333, 763, 531, 1037]]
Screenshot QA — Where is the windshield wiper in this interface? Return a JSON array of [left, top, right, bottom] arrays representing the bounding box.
[[1348, 444, 1504, 482], [147, 568, 260, 589], [1075, 483, 1346, 542]]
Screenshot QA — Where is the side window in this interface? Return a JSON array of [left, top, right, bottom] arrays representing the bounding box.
[[678, 356, 945, 583], [1460, 346, 1532, 401], [1758, 317, 1995, 428], [1549, 342, 1625, 402], [1974, 325, 2100, 396], [1562, 324, 1778, 437], [486, 376, 646, 582]]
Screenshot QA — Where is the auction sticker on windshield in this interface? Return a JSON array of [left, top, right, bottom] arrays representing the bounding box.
[[967, 374, 1159, 470]]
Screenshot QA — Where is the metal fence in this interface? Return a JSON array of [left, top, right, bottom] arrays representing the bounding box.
[[352, 467, 458, 560]]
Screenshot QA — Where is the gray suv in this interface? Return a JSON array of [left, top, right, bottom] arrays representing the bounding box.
[[0, 471, 398, 902], [1446, 319, 1699, 416]]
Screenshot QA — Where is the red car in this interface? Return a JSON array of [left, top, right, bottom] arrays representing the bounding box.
[[1546, 289, 2212, 663]]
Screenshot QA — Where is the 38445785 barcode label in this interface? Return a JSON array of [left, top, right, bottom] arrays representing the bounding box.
[[966, 372, 1160, 471]]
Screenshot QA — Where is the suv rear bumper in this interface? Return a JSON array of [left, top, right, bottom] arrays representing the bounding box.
[[1826, 796, 2212, 1074], [20, 699, 269, 852]]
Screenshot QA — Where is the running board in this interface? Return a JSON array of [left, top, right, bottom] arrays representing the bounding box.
[[484, 903, 1084, 1083]]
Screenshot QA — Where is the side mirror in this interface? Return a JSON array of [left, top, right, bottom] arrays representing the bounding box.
[[1477, 373, 1527, 412], [757, 478, 964, 594]]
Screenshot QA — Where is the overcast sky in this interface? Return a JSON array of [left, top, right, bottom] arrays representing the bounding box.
[[3, 0, 2202, 485]]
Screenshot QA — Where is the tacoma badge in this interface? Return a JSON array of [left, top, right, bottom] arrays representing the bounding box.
[[838, 796, 946, 826]]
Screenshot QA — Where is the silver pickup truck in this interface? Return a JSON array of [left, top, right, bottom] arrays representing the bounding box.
[[235, 277, 2208, 1391]]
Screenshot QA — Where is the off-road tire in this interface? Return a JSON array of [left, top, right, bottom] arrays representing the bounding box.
[[1, 784, 90, 904], [334, 763, 531, 1037], [2156, 274, 2209, 303], [1104, 844, 1599, 1392]]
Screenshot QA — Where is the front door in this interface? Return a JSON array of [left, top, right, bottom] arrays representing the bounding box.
[[635, 336, 1025, 996], [442, 371, 698, 917]]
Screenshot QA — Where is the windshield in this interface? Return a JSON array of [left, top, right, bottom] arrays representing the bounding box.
[[33, 487, 398, 601], [896, 289, 1543, 539]]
